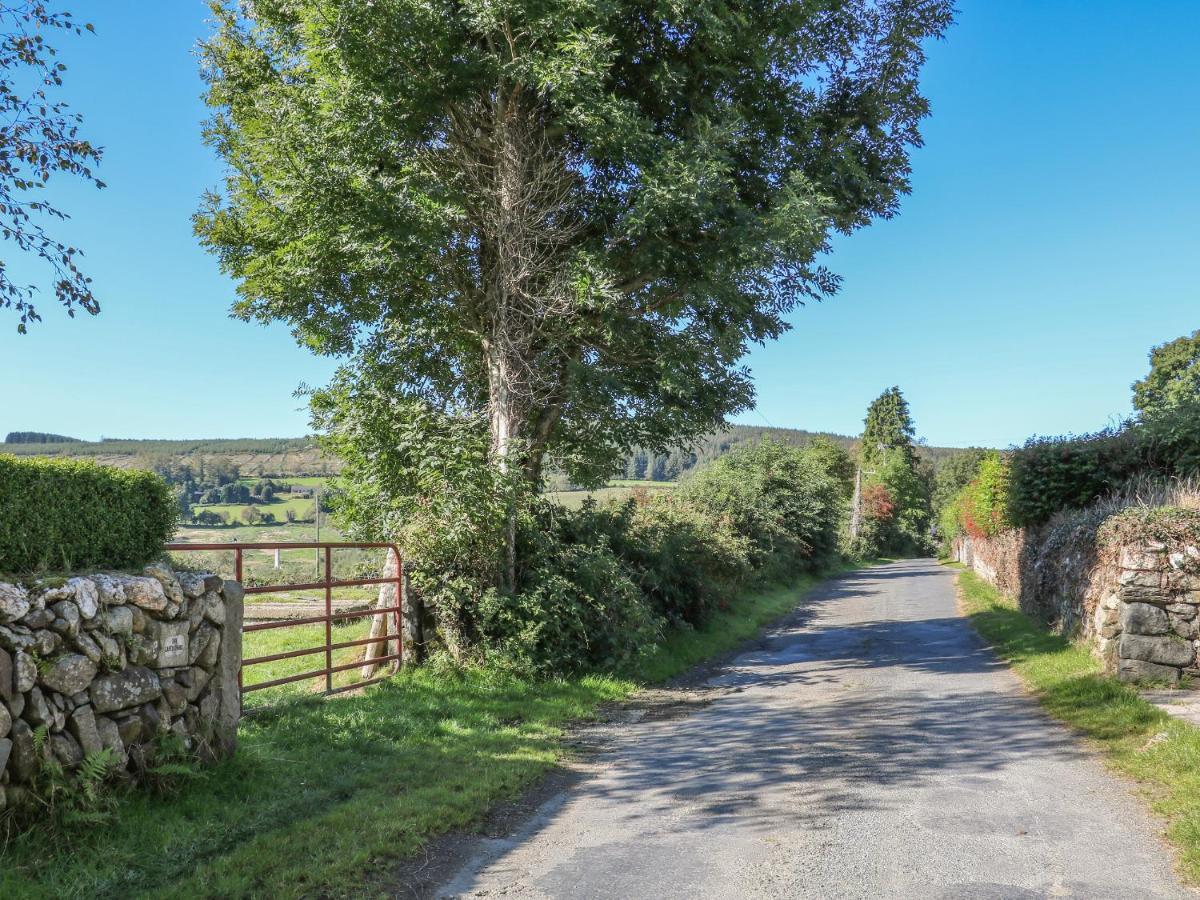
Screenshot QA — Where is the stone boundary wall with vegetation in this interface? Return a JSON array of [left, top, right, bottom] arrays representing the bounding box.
[[0, 563, 243, 811], [955, 527, 1200, 684]]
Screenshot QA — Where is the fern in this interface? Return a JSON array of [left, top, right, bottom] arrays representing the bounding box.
[[16, 738, 118, 843]]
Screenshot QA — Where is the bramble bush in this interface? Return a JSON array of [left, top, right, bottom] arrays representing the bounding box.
[[549, 497, 751, 630], [0, 455, 176, 574], [482, 512, 664, 674]]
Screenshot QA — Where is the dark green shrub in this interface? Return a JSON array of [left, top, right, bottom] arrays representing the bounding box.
[[1008, 400, 1200, 527], [0, 455, 176, 574], [554, 496, 752, 629], [625, 497, 753, 627], [1007, 428, 1135, 526], [1141, 396, 1200, 475], [478, 506, 663, 674]]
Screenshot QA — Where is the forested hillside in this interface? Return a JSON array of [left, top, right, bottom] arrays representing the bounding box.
[[0, 436, 314, 456], [1, 427, 976, 481], [0, 437, 336, 477], [622, 425, 973, 482], [3, 431, 81, 443]]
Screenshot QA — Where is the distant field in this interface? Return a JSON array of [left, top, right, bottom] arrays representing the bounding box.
[[546, 480, 674, 509], [241, 475, 333, 487], [175, 521, 328, 543], [194, 496, 317, 522], [169, 522, 383, 603]]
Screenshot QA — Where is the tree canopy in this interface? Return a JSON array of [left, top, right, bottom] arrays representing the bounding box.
[[0, 2, 103, 332], [197, 0, 954, 492], [860, 386, 917, 468], [1133, 328, 1200, 417]]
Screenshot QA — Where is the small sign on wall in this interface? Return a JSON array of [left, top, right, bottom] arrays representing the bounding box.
[[151, 620, 190, 668]]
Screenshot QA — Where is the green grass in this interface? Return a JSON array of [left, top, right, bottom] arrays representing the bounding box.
[[0, 564, 856, 899], [194, 496, 317, 521], [241, 617, 377, 707], [174, 522, 336, 543], [955, 565, 1200, 882]]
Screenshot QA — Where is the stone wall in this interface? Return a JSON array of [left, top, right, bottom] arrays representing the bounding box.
[[955, 530, 1200, 684], [0, 563, 242, 810]]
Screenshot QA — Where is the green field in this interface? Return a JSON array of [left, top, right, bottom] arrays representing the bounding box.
[[192, 496, 317, 523], [235, 475, 332, 488], [241, 617, 384, 707]]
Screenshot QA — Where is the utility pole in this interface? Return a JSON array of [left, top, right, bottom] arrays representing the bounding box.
[[850, 465, 863, 541], [849, 461, 878, 542]]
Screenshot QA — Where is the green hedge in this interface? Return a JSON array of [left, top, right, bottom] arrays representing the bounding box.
[[1008, 398, 1200, 526], [0, 455, 176, 574]]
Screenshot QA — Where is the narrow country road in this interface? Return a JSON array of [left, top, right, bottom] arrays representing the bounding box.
[[437, 560, 1192, 899]]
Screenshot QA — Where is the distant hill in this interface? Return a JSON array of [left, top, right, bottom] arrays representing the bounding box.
[[620, 424, 975, 482], [2, 427, 979, 482], [0, 437, 338, 477]]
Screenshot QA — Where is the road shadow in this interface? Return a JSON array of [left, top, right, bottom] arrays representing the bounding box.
[[388, 560, 1111, 898]]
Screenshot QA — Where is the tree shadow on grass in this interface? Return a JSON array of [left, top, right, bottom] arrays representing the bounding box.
[[0, 668, 624, 898]]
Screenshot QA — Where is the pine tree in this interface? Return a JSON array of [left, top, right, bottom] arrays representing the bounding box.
[[860, 387, 917, 468]]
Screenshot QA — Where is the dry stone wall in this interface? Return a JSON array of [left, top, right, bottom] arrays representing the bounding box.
[[1106, 543, 1200, 684], [955, 530, 1200, 684], [0, 563, 242, 810]]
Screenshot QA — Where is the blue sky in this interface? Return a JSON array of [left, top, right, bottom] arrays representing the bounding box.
[[0, 1, 1196, 448]]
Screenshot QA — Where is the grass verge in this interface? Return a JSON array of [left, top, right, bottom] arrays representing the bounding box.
[[954, 565, 1200, 882], [0, 564, 854, 899]]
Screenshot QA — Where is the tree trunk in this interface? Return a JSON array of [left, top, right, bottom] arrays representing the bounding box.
[[849, 465, 863, 541], [486, 340, 522, 593]]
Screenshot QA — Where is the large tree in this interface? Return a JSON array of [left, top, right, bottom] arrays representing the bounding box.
[[852, 385, 929, 552], [0, 2, 102, 332], [1133, 328, 1200, 417], [860, 385, 916, 467], [197, 0, 953, 581]]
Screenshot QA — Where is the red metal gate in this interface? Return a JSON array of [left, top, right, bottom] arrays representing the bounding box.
[[165, 541, 404, 700]]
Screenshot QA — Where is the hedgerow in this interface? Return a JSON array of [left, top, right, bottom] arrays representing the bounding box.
[[1007, 398, 1200, 526], [482, 440, 843, 674], [938, 451, 1012, 549], [0, 455, 176, 574]]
